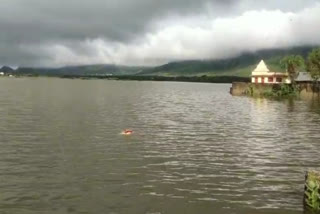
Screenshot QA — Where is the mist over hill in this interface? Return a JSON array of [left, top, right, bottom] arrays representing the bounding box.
[[1, 46, 316, 77], [4, 65, 147, 76], [138, 46, 314, 77]]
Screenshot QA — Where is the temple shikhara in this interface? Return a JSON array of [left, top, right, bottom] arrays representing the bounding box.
[[251, 60, 291, 84]]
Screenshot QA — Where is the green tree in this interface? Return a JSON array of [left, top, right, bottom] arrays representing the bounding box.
[[280, 55, 305, 84], [306, 48, 320, 82]]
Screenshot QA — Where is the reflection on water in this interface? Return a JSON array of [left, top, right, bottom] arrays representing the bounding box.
[[308, 99, 320, 115], [0, 78, 319, 214]]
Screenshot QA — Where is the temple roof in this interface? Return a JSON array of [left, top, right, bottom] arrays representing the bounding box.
[[253, 60, 270, 73]]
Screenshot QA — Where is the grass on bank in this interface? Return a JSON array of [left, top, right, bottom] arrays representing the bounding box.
[[245, 84, 299, 98], [263, 84, 299, 98], [305, 171, 320, 212]]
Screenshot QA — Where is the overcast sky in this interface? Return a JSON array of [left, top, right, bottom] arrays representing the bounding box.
[[1, 0, 320, 67]]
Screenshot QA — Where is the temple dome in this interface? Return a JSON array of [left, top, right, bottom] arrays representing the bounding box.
[[253, 60, 270, 73]]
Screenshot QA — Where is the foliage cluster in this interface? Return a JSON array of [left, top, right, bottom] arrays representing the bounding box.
[[307, 48, 320, 82], [280, 47, 320, 83], [305, 171, 320, 212], [245, 84, 298, 98], [263, 84, 298, 98], [280, 55, 304, 83]]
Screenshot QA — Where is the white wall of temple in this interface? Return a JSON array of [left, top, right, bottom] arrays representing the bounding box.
[[252, 76, 290, 84]]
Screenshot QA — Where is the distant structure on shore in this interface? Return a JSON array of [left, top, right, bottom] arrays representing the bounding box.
[[295, 72, 319, 83], [251, 60, 290, 84]]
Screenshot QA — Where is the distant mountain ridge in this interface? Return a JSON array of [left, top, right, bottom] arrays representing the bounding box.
[[8, 64, 147, 76], [0, 46, 316, 77], [138, 46, 315, 77], [0, 66, 14, 73]]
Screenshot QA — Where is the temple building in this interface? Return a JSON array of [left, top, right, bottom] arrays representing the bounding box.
[[251, 60, 291, 84]]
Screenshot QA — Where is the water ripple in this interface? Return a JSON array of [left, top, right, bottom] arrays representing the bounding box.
[[0, 79, 319, 214]]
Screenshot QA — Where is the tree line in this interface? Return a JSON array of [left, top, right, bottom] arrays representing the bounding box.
[[280, 47, 320, 84]]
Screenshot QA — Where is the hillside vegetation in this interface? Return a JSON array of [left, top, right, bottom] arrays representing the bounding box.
[[10, 64, 147, 76], [0, 46, 315, 77], [138, 46, 314, 77]]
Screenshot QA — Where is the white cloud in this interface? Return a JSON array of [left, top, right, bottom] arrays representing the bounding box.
[[26, 3, 320, 67]]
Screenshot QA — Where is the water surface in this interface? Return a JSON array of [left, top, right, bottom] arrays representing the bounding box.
[[0, 78, 320, 214]]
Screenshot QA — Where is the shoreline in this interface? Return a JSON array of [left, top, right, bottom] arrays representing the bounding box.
[[61, 75, 250, 84], [1, 74, 250, 84]]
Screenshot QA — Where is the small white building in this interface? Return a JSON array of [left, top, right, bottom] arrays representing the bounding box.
[[0, 72, 4, 76], [251, 60, 291, 84]]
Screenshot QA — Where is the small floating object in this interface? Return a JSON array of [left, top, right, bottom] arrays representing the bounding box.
[[121, 129, 133, 135]]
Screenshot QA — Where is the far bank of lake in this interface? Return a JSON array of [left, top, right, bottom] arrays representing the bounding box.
[[60, 74, 250, 84], [1, 73, 250, 84]]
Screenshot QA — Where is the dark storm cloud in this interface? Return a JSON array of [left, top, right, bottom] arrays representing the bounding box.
[[0, 0, 319, 66], [0, 0, 235, 66], [0, 0, 232, 43]]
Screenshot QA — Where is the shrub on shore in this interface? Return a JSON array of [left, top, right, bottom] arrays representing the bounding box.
[[304, 171, 320, 212], [263, 84, 299, 98], [244, 84, 298, 98]]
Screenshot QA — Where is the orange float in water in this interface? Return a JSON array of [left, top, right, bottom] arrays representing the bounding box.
[[122, 129, 133, 135]]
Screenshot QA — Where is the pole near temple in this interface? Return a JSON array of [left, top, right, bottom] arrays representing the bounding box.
[[304, 171, 320, 212]]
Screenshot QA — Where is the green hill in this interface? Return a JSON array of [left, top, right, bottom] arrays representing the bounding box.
[[13, 64, 147, 76], [138, 46, 314, 77], [3, 46, 316, 77]]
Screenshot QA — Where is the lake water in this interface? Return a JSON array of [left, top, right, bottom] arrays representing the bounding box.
[[0, 78, 320, 214]]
